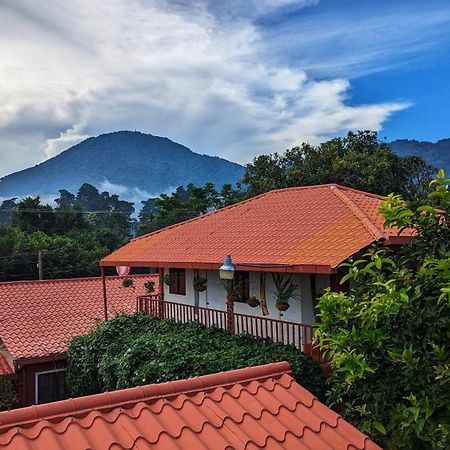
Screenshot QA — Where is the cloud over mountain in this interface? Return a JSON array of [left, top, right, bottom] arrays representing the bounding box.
[[1, 0, 447, 177]]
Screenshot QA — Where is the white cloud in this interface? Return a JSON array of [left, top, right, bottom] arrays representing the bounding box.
[[42, 123, 89, 160], [1, 0, 443, 178]]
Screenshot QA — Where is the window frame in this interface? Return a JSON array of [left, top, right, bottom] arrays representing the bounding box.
[[168, 268, 186, 296], [35, 368, 67, 405]]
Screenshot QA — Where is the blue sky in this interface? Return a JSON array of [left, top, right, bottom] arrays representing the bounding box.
[[0, 0, 449, 178]]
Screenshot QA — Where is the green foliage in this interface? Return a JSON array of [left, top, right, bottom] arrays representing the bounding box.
[[315, 171, 450, 449], [242, 131, 434, 199], [0, 184, 136, 281], [0, 376, 18, 411], [138, 182, 244, 234], [67, 313, 325, 399]]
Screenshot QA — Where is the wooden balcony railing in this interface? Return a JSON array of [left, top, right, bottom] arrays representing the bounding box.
[[137, 295, 321, 360]]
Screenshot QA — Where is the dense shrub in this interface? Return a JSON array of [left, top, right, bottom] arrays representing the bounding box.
[[315, 171, 450, 449], [0, 376, 18, 411], [67, 313, 325, 399]]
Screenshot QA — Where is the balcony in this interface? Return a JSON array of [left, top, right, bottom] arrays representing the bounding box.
[[137, 295, 322, 361]]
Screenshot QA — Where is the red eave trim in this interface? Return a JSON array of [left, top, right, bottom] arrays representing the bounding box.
[[383, 235, 416, 245], [100, 260, 336, 274]]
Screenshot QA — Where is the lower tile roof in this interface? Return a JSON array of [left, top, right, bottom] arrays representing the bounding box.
[[0, 275, 158, 362], [0, 362, 381, 450]]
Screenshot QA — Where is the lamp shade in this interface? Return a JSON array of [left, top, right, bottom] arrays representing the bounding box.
[[219, 255, 235, 280]]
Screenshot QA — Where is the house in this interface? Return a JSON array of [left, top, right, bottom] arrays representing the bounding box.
[[101, 184, 414, 350], [0, 274, 157, 407], [0, 361, 382, 450]]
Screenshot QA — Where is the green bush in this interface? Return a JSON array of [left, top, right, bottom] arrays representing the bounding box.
[[67, 313, 325, 399], [0, 376, 18, 411], [315, 171, 450, 449]]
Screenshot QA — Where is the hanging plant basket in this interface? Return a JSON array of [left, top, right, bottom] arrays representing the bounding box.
[[247, 296, 260, 308], [195, 285, 207, 292], [275, 302, 290, 312], [122, 277, 134, 288], [144, 280, 155, 294], [163, 275, 172, 286], [193, 276, 207, 292]]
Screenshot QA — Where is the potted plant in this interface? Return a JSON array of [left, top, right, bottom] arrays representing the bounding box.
[[144, 280, 155, 294], [122, 277, 134, 288], [272, 273, 300, 312], [222, 277, 241, 305], [247, 295, 260, 308], [193, 276, 207, 292], [162, 274, 172, 286]]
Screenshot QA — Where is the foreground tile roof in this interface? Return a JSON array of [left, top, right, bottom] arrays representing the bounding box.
[[101, 184, 413, 272], [0, 361, 381, 450], [0, 275, 158, 362]]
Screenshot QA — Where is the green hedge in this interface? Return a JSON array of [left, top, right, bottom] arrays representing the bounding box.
[[67, 313, 325, 399], [0, 376, 18, 411]]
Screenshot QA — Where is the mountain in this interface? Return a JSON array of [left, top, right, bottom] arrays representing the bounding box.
[[389, 138, 450, 175], [0, 131, 245, 200]]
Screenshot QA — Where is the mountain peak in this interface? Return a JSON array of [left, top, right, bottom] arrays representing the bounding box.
[[0, 131, 244, 200]]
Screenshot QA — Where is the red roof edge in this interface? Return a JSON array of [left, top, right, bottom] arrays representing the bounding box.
[[330, 185, 385, 240], [0, 362, 292, 430]]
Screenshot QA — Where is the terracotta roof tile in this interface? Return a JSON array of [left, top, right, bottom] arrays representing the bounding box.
[[101, 184, 414, 271], [0, 275, 158, 361], [0, 362, 381, 450]]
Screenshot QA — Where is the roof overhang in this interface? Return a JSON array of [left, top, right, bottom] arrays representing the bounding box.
[[100, 259, 337, 274], [13, 352, 67, 370]]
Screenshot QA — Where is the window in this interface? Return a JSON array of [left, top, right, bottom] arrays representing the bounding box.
[[35, 369, 67, 404], [234, 271, 250, 302], [169, 268, 186, 295]]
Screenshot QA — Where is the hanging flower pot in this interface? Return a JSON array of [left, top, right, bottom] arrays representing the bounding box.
[[163, 275, 172, 286], [144, 280, 155, 294], [122, 277, 134, 288], [193, 276, 207, 292], [275, 302, 290, 312], [247, 296, 260, 308]]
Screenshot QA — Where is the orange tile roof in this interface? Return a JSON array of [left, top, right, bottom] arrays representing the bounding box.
[[0, 354, 13, 376], [0, 362, 381, 450], [0, 275, 158, 362], [101, 184, 414, 272]]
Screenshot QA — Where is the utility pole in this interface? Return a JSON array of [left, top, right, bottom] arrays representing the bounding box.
[[37, 251, 43, 280]]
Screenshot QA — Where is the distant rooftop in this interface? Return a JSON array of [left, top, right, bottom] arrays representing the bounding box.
[[102, 184, 414, 273], [0, 275, 157, 364]]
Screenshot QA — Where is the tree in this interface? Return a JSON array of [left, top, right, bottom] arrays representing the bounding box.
[[0, 376, 17, 411], [242, 131, 434, 199], [315, 170, 450, 449], [0, 198, 17, 226]]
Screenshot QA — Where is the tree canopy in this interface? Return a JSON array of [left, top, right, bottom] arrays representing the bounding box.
[[242, 131, 434, 199], [315, 170, 450, 449]]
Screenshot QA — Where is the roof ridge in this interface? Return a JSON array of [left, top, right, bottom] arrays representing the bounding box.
[[0, 274, 154, 287], [0, 362, 292, 430], [330, 186, 385, 240]]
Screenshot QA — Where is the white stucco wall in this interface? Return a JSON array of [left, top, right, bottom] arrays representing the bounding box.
[[163, 268, 330, 326]]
